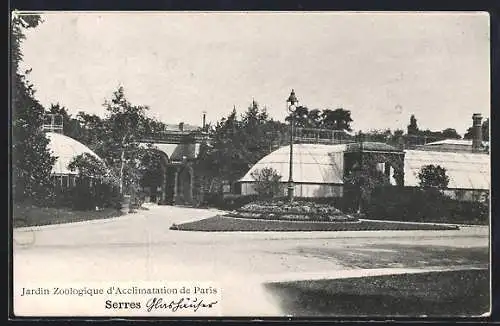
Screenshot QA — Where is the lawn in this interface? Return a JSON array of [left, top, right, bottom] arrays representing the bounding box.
[[294, 244, 489, 270], [170, 215, 459, 232], [264, 269, 490, 317], [13, 203, 125, 227]]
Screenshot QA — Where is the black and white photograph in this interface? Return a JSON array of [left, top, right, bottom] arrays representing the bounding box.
[[11, 11, 491, 317]]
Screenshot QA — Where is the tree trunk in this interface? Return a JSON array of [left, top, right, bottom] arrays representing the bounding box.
[[119, 150, 125, 195], [119, 136, 127, 195]]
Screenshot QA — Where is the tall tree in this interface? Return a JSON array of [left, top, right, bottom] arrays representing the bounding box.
[[198, 102, 287, 186], [285, 106, 309, 128], [198, 107, 243, 183], [407, 114, 419, 135], [362, 129, 393, 143], [74, 111, 107, 151], [11, 13, 57, 203], [306, 109, 322, 128], [101, 86, 150, 195], [321, 108, 353, 131], [441, 128, 462, 139], [344, 155, 390, 213], [242, 100, 280, 165]]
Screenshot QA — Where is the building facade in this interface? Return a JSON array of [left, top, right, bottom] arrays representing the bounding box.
[[138, 123, 209, 206]]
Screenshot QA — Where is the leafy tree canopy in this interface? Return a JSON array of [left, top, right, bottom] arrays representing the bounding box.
[[285, 107, 353, 131], [418, 164, 450, 190], [197, 100, 287, 184], [407, 114, 418, 135], [12, 13, 57, 204]]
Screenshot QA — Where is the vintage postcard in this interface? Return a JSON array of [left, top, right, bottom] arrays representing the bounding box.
[[11, 11, 490, 318]]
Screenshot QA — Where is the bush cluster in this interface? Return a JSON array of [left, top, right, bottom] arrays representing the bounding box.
[[200, 193, 260, 210], [365, 186, 489, 225], [201, 188, 488, 225], [48, 180, 123, 211]]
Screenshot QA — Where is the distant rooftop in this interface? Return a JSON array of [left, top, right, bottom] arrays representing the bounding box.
[[417, 138, 489, 153], [424, 139, 489, 146], [163, 123, 201, 132], [345, 142, 402, 153]]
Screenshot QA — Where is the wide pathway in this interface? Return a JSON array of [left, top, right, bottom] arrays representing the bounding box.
[[13, 204, 489, 316]]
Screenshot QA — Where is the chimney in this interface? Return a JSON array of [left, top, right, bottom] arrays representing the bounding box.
[[202, 111, 206, 131], [179, 122, 184, 132], [472, 113, 483, 152]]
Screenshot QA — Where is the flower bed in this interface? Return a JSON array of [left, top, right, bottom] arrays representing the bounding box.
[[233, 199, 357, 222], [239, 200, 344, 215], [226, 211, 356, 222]]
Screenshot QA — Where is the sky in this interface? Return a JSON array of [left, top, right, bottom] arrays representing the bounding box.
[[19, 11, 490, 135]]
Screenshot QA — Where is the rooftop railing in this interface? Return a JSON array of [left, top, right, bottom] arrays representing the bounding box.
[[42, 114, 64, 133], [266, 127, 454, 151], [143, 129, 210, 144]]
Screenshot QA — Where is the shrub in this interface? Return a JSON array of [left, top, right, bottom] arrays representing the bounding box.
[[63, 153, 123, 211], [250, 167, 284, 199], [418, 164, 450, 190], [46, 178, 122, 211]]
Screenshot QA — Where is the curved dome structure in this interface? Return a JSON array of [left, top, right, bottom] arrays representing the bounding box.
[[46, 132, 103, 175], [404, 150, 490, 190], [238, 141, 490, 199], [239, 144, 347, 197]]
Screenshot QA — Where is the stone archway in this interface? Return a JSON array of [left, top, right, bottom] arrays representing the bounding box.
[[139, 149, 170, 204], [175, 165, 194, 205]]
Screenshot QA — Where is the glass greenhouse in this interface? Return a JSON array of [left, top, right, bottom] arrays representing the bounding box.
[[239, 144, 347, 197], [46, 132, 104, 188], [239, 143, 490, 200]]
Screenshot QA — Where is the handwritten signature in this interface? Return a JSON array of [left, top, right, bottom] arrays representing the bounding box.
[[145, 297, 218, 313]]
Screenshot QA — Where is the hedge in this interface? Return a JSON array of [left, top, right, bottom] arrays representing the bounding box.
[[201, 188, 489, 225], [47, 180, 123, 211], [365, 187, 489, 225], [200, 193, 259, 210]]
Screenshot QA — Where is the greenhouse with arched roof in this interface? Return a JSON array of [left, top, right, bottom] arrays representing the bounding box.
[[46, 131, 104, 189], [239, 141, 406, 198], [238, 141, 490, 201], [239, 144, 347, 197]]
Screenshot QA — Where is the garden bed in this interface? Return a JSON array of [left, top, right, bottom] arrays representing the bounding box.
[[227, 211, 355, 222], [234, 199, 358, 222], [170, 215, 459, 232], [13, 203, 125, 227]]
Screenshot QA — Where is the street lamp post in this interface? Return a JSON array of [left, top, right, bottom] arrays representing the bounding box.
[[287, 89, 299, 203]]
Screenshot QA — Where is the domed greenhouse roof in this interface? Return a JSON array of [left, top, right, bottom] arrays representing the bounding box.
[[46, 132, 103, 175], [403, 150, 490, 190], [239, 144, 347, 184]]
